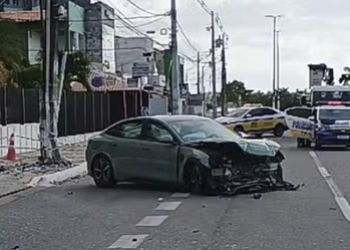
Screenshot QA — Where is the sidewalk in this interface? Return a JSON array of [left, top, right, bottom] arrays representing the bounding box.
[[0, 143, 87, 198]]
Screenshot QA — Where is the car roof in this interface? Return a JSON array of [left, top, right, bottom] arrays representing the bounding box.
[[151, 115, 210, 122], [317, 105, 350, 110]]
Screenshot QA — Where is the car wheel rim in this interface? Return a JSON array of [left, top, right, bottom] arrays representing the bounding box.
[[94, 158, 111, 182], [190, 167, 202, 191]]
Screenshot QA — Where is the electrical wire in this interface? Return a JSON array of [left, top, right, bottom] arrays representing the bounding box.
[[125, 0, 164, 16], [195, 0, 224, 33], [177, 21, 199, 52], [115, 16, 165, 28]]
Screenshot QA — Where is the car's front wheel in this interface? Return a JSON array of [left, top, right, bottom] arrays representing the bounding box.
[[274, 124, 285, 137], [91, 155, 115, 188], [184, 162, 204, 194]]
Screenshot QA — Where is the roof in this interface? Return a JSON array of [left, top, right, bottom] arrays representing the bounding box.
[[0, 11, 43, 22], [311, 85, 350, 91]]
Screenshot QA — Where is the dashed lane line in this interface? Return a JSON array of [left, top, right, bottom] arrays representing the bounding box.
[[155, 201, 182, 211], [136, 215, 168, 227], [309, 151, 350, 222], [108, 234, 149, 249], [170, 192, 190, 198]]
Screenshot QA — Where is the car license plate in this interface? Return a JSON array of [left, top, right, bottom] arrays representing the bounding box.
[[211, 169, 224, 177], [337, 135, 350, 140]]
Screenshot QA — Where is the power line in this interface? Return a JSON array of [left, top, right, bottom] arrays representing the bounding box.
[[177, 21, 198, 52], [125, 0, 164, 16], [115, 16, 165, 28], [195, 0, 224, 33]]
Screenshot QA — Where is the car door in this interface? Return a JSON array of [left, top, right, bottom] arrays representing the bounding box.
[[104, 120, 145, 179], [245, 108, 263, 132], [137, 120, 179, 184], [260, 108, 278, 130]]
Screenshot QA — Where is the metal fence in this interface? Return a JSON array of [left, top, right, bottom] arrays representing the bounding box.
[[0, 87, 148, 134], [0, 87, 149, 156]]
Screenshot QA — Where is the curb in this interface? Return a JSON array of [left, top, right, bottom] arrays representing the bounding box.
[[27, 162, 87, 187]]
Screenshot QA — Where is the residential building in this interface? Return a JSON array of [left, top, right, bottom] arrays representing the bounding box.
[[0, 0, 40, 12], [86, 1, 116, 74], [115, 36, 154, 77]]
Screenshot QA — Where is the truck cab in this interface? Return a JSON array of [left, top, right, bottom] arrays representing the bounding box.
[[313, 105, 350, 149]]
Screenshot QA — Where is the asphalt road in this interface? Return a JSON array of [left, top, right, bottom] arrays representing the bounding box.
[[1, 138, 350, 250]]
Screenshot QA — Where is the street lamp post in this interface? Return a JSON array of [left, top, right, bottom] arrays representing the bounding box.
[[265, 14, 282, 109]]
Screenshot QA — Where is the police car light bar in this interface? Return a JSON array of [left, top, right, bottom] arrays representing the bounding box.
[[315, 100, 350, 106]]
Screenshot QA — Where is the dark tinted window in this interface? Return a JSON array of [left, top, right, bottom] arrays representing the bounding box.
[[248, 108, 264, 117], [286, 108, 312, 118], [105, 121, 142, 139], [261, 108, 277, 116]]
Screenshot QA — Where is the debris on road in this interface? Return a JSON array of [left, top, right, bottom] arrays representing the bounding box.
[[253, 193, 262, 200]]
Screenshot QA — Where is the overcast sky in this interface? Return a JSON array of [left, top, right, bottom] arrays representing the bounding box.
[[102, 0, 350, 93]]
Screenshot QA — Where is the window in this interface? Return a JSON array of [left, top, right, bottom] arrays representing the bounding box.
[[261, 108, 277, 116], [141, 123, 174, 143], [247, 108, 264, 117], [105, 121, 142, 139]]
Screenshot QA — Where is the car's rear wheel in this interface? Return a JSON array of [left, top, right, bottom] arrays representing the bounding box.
[[274, 124, 285, 137], [315, 140, 322, 150], [92, 155, 115, 188], [297, 138, 305, 148], [184, 162, 204, 194]]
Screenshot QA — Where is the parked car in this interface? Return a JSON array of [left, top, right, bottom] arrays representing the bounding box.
[[215, 107, 287, 137], [86, 116, 289, 195]]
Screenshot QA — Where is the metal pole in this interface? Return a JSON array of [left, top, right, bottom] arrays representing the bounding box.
[[211, 11, 217, 119], [197, 52, 200, 94], [276, 30, 280, 110], [221, 33, 227, 117], [272, 17, 276, 109], [171, 0, 179, 114]]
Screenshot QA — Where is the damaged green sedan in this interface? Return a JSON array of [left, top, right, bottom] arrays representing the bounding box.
[[86, 116, 296, 195]]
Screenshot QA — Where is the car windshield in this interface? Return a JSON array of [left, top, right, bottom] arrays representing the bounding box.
[[319, 109, 350, 121], [227, 108, 249, 118], [168, 119, 240, 143]]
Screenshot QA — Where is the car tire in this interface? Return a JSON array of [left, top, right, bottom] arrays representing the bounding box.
[[184, 162, 204, 194], [234, 126, 244, 134], [315, 140, 322, 150], [297, 138, 305, 148], [274, 124, 285, 137], [91, 155, 115, 188]]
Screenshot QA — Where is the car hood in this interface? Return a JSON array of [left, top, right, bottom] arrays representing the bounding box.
[[187, 137, 281, 157], [215, 117, 240, 124]]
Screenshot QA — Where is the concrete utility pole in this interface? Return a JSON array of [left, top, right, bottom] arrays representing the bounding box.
[[276, 30, 281, 110], [221, 33, 227, 117], [197, 52, 200, 94], [265, 14, 282, 109], [170, 0, 180, 114], [211, 11, 217, 118]]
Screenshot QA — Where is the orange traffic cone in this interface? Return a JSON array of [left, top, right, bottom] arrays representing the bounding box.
[[6, 133, 16, 161]]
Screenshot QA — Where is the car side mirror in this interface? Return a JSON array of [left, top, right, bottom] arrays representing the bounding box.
[[308, 116, 315, 122], [245, 114, 252, 118]]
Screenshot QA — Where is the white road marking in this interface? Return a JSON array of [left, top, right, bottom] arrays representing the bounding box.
[[309, 151, 350, 223], [136, 215, 168, 227], [171, 192, 190, 198], [155, 201, 182, 211], [108, 235, 148, 249]]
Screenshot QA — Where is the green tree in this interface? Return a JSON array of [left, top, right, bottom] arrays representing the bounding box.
[[0, 21, 23, 86]]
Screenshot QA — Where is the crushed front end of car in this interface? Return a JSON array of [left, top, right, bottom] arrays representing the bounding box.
[[187, 139, 298, 196]]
